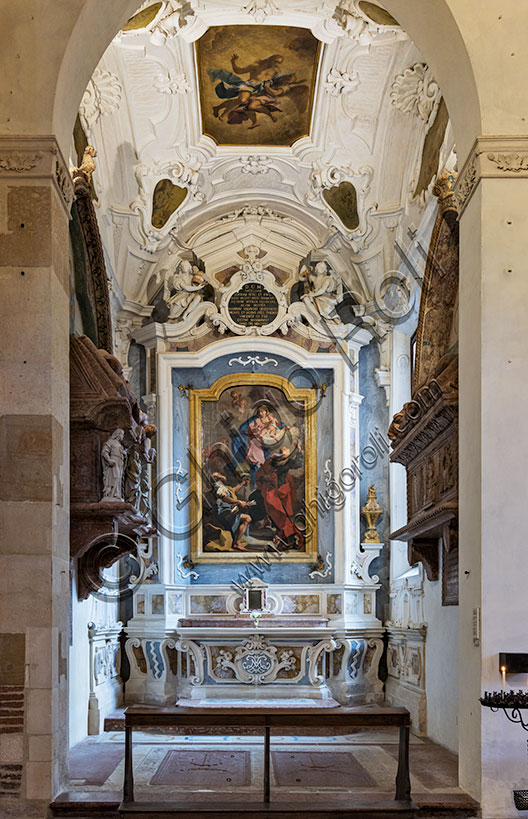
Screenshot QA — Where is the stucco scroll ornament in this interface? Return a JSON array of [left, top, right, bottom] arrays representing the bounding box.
[[310, 159, 371, 196], [176, 552, 199, 580], [308, 638, 338, 684], [332, 0, 374, 43], [350, 550, 380, 585], [308, 552, 333, 579], [331, 0, 402, 45], [0, 151, 43, 172], [308, 159, 376, 250], [130, 153, 203, 252], [79, 68, 122, 135], [101, 429, 126, 501], [148, 0, 196, 45], [390, 63, 441, 124], [175, 639, 205, 685], [228, 355, 278, 368]]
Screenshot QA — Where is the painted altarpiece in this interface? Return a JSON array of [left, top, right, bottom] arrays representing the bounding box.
[[189, 374, 318, 563]]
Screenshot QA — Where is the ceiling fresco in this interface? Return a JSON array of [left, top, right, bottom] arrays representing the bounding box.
[[77, 0, 455, 338], [196, 25, 321, 146]]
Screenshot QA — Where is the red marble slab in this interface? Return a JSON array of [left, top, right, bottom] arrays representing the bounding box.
[[271, 750, 375, 788]]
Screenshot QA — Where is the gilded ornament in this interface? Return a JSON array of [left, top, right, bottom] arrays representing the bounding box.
[[70, 145, 97, 183], [361, 484, 383, 542]]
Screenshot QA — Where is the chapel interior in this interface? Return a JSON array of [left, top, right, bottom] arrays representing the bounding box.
[[1, 2, 528, 818]]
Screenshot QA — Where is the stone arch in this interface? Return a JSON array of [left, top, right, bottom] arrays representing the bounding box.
[[33, 1, 481, 159]]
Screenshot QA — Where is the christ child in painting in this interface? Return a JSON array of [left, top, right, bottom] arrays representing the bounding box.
[[246, 404, 286, 468]]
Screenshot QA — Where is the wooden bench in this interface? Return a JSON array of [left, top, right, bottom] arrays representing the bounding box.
[[118, 704, 414, 817]]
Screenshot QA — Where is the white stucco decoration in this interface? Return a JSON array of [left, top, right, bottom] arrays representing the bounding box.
[[79, 68, 122, 134]]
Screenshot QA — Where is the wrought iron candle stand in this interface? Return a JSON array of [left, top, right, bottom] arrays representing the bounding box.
[[481, 690, 528, 730], [480, 691, 528, 810]]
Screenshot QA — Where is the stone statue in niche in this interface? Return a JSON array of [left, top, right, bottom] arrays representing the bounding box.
[[163, 260, 206, 322], [101, 429, 126, 501], [300, 261, 343, 322]]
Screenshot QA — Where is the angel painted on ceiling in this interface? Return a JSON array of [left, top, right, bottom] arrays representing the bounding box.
[[208, 52, 310, 129]]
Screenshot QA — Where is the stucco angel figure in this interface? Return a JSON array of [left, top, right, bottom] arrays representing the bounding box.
[[163, 260, 206, 322], [301, 261, 343, 323], [101, 429, 126, 501]]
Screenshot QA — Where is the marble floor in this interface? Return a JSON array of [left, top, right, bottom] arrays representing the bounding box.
[[61, 729, 479, 815]]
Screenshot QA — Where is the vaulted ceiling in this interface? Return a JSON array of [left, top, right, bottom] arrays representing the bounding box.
[[74, 0, 455, 324]]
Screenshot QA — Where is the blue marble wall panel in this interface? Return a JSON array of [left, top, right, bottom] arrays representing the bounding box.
[[170, 351, 334, 586], [358, 340, 389, 621]]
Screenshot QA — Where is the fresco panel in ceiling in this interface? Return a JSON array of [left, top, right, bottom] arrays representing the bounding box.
[[196, 25, 321, 147]]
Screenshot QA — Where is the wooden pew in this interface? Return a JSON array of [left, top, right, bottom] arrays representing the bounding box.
[[119, 704, 414, 818]]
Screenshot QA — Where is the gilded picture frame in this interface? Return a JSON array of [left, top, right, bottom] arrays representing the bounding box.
[[189, 373, 318, 563]]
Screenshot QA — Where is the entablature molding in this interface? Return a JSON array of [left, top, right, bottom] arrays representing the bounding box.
[[455, 135, 528, 217], [0, 135, 74, 214]]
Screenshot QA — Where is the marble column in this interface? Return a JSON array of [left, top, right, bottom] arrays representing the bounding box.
[[0, 138, 73, 809], [456, 139, 528, 818]]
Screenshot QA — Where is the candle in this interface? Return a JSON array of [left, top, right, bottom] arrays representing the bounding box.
[[501, 665, 506, 695]]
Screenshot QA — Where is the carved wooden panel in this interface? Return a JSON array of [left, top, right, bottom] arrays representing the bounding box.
[[389, 173, 459, 606], [71, 173, 113, 353], [70, 334, 155, 598]]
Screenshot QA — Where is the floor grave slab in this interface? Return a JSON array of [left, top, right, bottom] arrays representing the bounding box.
[[150, 750, 251, 787]]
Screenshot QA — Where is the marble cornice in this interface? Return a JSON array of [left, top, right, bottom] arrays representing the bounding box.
[[455, 135, 528, 217], [0, 135, 74, 214]]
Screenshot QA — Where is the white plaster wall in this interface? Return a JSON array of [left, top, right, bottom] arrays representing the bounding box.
[[69, 577, 92, 747], [423, 579, 458, 753], [69, 574, 122, 747]]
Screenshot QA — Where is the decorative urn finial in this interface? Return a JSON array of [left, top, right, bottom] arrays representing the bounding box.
[[361, 484, 383, 543]]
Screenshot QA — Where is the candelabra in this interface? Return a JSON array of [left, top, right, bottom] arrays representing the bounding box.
[[480, 654, 528, 810], [480, 690, 528, 731]]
